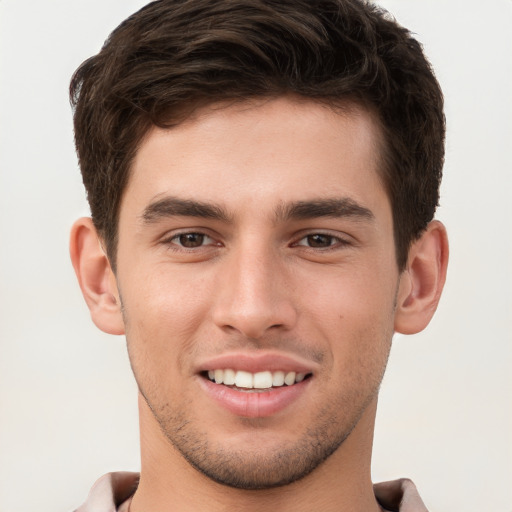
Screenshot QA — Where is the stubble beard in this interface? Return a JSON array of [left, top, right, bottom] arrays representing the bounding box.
[[138, 382, 379, 491], [122, 295, 394, 491], [127, 338, 391, 491]]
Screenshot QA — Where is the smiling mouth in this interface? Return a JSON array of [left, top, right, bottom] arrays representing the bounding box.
[[204, 369, 312, 391]]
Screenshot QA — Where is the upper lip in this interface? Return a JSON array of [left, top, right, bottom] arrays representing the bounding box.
[[196, 351, 318, 375]]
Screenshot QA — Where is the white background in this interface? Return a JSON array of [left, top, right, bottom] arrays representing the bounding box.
[[0, 1, 511, 510]]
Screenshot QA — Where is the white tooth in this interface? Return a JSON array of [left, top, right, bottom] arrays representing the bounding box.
[[208, 370, 215, 381], [272, 371, 285, 387], [253, 371, 273, 389], [235, 370, 253, 388], [214, 369, 224, 384], [284, 371, 296, 386], [223, 368, 236, 385], [295, 372, 306, 383]]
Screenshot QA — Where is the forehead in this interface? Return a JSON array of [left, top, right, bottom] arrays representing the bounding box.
[[124, 96, 388, 220]]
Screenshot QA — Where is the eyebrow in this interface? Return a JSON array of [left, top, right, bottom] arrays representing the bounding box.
[[141, 196, 231, 223], [140, 196, 374, 225], [275, 198, 375, 222]]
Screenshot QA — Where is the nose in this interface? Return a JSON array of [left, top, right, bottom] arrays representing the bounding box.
[[212, 244, 298, 340]]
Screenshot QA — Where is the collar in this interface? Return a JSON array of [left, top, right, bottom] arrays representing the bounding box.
[[75, 472, 428, 511]]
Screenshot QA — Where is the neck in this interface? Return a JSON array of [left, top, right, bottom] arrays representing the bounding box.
[[130, 393, 382, 512]]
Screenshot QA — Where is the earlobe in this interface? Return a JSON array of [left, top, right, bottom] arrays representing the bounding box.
[[394, 220, 449, 335], [70, 217, 125, 335]]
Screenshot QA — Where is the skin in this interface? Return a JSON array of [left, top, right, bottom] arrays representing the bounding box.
[[71, 96, 448, 512]]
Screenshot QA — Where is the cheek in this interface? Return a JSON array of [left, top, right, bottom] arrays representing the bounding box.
[[120, 265, 214, 375], [299, 264, 396, 370], [123, 261, 212, 324]]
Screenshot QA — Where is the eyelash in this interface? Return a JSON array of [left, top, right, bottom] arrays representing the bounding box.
[[162, 230, 351, 252], [164, 231, 218, 250], [293, 233, 351, 250]]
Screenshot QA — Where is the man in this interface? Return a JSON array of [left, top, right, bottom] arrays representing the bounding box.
[[69, 0, 448, 510]]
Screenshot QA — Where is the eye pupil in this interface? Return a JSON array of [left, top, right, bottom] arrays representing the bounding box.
[[307, 234, 332, 248], [179, 233, 204, 248]]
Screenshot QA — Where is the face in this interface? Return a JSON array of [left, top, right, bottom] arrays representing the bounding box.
[[115, 97, 401, 489]]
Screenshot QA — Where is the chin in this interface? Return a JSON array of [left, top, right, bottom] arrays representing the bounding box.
[[177, 438, 344, 490], [153, 399, 362, 491]]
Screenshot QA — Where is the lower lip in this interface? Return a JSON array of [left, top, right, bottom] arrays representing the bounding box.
[[199, 377, 311, 418]]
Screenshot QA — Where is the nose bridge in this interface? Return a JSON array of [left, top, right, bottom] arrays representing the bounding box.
[[213, 238, 296, 338]]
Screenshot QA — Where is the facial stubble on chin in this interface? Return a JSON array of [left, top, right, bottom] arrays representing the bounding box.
[[140, 397, 352, 489], [120, 290, 396, 491], [132, 364, 387, 491]]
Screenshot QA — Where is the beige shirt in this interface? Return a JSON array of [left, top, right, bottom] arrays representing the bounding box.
[[75, 472, 429, 511]]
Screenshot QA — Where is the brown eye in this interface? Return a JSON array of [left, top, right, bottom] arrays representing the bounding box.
[[304, 234, 335, 248], [175, 233, 208, 248]]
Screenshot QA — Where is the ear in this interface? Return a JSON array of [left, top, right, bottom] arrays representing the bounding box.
[[69, 217, 125, 335], [394, 220, 449, 335]]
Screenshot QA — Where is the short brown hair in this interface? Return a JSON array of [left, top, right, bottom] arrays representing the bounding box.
[[70, 0, 445, 270]]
